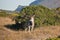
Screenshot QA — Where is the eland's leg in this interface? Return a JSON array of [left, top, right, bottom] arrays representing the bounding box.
[[25, 27, 27, 31], [28, 26, 31, 32], [31, 25, 34, 31]]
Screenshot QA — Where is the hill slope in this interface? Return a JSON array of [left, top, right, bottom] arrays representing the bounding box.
[[0, 17, 60, 40]]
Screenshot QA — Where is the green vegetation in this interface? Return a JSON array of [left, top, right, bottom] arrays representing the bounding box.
[[0, 10, 19, 18], [0, 5, 60, 28], [0, 11, 8, 17], [46, 37, 60, 40], [17, 5, 60, 27]]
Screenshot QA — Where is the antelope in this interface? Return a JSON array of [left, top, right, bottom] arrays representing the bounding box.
[[25, 15, 35, 32]]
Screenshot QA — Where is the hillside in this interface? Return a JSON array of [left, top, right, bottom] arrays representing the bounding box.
[[0, 5, 60, 40], [0, 17, 60, 40]]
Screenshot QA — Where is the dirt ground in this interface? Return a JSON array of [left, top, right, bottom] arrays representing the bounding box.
[[0, 17, 60, 40]]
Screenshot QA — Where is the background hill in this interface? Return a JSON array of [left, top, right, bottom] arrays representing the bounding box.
[[1, 0, 60, 12], [15, 5, 25, 12], [30, 0, 60, 9], [14, 0, 60, 12]]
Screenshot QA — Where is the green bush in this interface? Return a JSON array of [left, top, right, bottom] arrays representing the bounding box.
[[14, 5, 60, 27], [0, 11, 8, 17], [46, 37, 60, 40]]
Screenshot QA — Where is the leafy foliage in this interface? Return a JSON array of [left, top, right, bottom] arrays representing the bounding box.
[[0, 11, 8, 17], [46, 37, 60, 40], [0, 10, 19, 19], [17, 5, 60, 27]]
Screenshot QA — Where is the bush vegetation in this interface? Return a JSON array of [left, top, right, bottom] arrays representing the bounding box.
[[0, 10, 19, 18], [17, 5, 60, 27], [0, 11, 8, 17], [0, 5, 60, 28], [46, 37, 60, 40]]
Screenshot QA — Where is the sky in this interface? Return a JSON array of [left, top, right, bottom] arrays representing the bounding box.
[[0, 0, 35, 11]]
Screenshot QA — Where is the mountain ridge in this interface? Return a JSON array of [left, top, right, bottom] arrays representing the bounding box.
[[30, 0, 60, 9], [15, 5, 25, 12]]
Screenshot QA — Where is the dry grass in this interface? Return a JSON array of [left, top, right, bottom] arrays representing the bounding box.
[[0, 17, 60, 40]]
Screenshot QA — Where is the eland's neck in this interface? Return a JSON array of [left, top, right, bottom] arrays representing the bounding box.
[[30, 17, 34, 22]]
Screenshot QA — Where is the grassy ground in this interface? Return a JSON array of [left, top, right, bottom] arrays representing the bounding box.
[[0, 17, 60, 40]]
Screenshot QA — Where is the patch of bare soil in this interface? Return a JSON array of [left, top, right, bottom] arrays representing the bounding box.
[[0, 17, 60, 40]]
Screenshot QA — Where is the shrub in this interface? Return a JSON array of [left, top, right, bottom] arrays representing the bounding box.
[[46, 37, 60, 40], [0, 11, 8, 17], [14, 5, 60, 28]]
